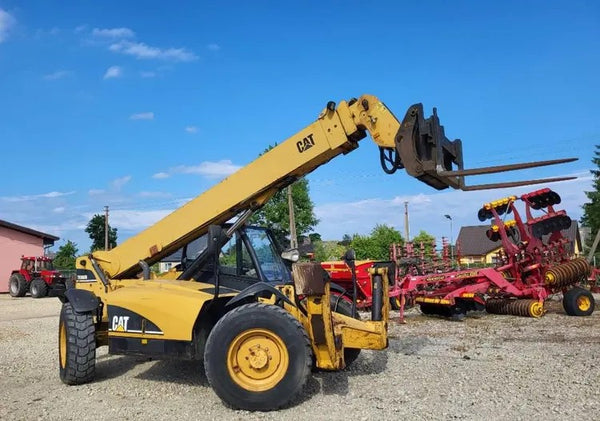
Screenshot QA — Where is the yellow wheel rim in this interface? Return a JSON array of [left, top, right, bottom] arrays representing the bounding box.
[[528, 301, 544, 318], [59, 321, 67, 369], [577, 296, 591, 312], [227, 328, 288, 392]]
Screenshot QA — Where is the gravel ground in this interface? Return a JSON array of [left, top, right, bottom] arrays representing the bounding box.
[[1, 294, 599, 420]]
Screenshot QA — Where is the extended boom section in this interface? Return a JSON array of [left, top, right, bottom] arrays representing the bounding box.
[[90, 95, 576, 279]]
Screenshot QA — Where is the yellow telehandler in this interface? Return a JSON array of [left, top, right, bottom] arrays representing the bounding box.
[[57, 95, 574, 410]]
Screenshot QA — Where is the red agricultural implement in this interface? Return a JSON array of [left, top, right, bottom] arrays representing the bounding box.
[[8, 256, 67, 298], [321, 260, 402, 309], [397, 188, 595, 321]]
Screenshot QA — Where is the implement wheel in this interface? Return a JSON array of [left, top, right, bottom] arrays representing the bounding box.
[[9, 273, 28, 297], [58, 303, 96, 384], [563, 287, 595, 316], [204, 303, 312, 411]]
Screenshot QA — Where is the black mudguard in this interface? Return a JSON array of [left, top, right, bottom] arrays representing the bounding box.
[[61, 288, 99, 313], [225, 282, 294, 308]]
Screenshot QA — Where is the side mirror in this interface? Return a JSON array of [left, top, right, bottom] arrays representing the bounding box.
[[281, 248, 300, 263], [343, 249, 356, 263]]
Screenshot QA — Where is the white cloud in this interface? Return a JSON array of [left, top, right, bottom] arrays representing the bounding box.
[[140, 71, 156, 78], [108, 209, 172, 231], [74, 24, 88, 33], [43, 70, 71, 80], [153, 160, 241, 180], [103, 65, 123, 79], [207, 43, 220, 51], [92, 27, 135, 38], [313, 173, 592, 241], [129, 112, 154, 120], [0, 9, 16, 43], [172, 160, 241, 178], [88, 189, 105, 195], [53, 207, 65, 213], [111, 175, 132, 190], [185, 126, 198, 134], [109, 40, 197, 62], [1, 191, 75, 202]]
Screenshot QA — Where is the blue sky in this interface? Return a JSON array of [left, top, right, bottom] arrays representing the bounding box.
[[0, 1, 598, 253]]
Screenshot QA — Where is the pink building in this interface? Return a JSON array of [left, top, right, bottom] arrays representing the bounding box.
[[0, 220, 58, 293]]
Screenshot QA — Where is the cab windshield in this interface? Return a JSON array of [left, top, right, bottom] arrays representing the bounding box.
[[244, 227, 290, 283]]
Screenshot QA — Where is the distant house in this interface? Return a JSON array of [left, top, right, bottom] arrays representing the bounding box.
[[158, 236, 207, 274], [456, 220, 582, 267], [456, 226, 502, 266], [0, 219, 58, 293]]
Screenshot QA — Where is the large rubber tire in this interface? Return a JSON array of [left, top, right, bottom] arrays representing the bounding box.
[[58, 303, 96, 385], [204, 303, 312, 411], [563, 287, 595, 316], [329, 295, 361, 367], [30, 278, 48, 298], [8, 273, 28, 297]]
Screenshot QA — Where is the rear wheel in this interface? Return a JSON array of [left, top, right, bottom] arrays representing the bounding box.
[[563, 287, 595, 316], [30, 278, 48, 298], [58, 303, 96, 384], [204, 303, 312, 411], [8, 274, 28, 297]]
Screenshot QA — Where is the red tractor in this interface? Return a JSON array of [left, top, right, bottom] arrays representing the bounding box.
[[8, 256, 67, 298]]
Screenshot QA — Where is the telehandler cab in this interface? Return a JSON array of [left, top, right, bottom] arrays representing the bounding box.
[[56, 94, 575, 410]]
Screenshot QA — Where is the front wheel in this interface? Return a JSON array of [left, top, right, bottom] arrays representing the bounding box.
[[204, 303, 312, 411], [563, 287, 595, 316], [30, 278, 48, 298], [59, 303, 96, 384]]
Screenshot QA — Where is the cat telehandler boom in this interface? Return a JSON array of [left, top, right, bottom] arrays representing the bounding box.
[[56, 94, 575, 410]]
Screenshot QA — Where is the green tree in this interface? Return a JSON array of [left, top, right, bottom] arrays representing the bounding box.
[[249, 146, 318, 247], [53, 240, 78, 269], [411, 230, 436, 257], [85, 214, 118, 252], [582, 145, 600, 256], [350, 224, 403, 260], [313, 240, 346, 262]]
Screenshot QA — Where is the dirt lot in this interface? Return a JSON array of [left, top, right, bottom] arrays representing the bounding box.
[[1, 294, 599, 420]]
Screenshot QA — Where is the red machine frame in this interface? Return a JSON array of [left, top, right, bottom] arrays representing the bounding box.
[[396, 188, 594, 321]]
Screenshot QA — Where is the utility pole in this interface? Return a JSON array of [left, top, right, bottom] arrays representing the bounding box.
[[404, 201, 410, 241], [104, 205, 109, 251], [287, 186, 298, 249]]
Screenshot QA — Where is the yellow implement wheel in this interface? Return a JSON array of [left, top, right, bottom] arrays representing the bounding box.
[[577, 296, 591, 312], [528, 301, 545, 318], [227, 329, 289, 392], [563, 287, 595, 317], [59, 320, 67, 369]]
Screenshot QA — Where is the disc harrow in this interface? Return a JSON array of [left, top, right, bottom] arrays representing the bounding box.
[[396, 188, 595, 321]]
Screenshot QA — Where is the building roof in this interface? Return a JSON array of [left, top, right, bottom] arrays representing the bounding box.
[[0, 219, 59, 246], [456, 226, 500, 257], [161, 236, 208, 263], [457, 220, 582, 257]]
